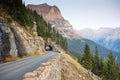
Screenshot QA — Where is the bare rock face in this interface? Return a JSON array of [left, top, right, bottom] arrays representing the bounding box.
[[0, 20, 45, 62], [8, 26, 18, 57], [28, 3, 63, 21], [10, 22, 45, 56], [27, 3, 80, 39], [45, 6, 63, 21], [0, 23, 18, 62]]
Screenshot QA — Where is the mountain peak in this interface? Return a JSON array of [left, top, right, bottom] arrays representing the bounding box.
[[28, 4, 81, 38], [27, 4, 63, 21], [40, 3, 49, 6]]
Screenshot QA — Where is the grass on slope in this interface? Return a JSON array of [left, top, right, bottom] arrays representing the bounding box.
[[5, 51, 46, 62], [61, 53, 93, 80]]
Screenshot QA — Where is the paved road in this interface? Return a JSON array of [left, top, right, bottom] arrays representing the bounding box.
[[0, 51, 58, 80]]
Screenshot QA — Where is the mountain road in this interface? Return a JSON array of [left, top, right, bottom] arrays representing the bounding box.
[[0, 51, 59, 80]]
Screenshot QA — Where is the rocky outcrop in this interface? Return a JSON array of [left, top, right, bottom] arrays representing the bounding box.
[[27, 4, 81, 39], [0, 23, 11, 61], [23, 55, 61, 80], [28, 3, 63, 21], [0, 20, 45, 62], [7, 26, 18, 57], [10, 22, 45, 56]]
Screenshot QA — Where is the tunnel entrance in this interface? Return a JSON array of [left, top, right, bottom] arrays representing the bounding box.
[[45, 44, 53, 51]]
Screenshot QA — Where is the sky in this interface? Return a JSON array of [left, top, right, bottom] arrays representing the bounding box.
[[23, 0, 120, 30]]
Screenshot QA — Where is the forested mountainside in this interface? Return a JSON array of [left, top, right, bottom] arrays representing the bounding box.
[[67, 39, 120, 64]]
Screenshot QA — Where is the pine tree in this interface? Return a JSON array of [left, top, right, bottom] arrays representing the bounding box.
[[101, 58, 109, 80], [81, 44, 93, 70], [107, 51, 119, 80], [93, 46, 100, 75], [78, 56, 81, 63]]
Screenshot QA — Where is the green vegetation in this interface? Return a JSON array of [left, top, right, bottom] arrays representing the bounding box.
[[0, 0, 33, 27], [92, 46, 102, 76], [0, 0, 67, 50], [33, 11, 67, 50], [81, 44, 93, 69], [102, 52, 120, 80], [79, 44, 120, 80], [67, 39, 120, 60]]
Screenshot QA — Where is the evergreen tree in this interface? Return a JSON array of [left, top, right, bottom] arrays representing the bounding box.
[[101, 59, 109, 80], [81, 44, 93, 70], [78, 56, 81, 63], [107, 51, 119, 80], [93, 46, 100, 75], [99, 57, 103, 76], [79, 45, 120, 80], [101, 52, 120, 80]]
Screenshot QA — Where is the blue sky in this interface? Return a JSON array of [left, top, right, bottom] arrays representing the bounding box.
[[23, 0, 120, 30]]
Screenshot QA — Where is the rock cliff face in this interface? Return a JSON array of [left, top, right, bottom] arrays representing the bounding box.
[[27, 3, 80, 39], [28, 3, 63, 21], [0, 21, 45, 62], [7, 26, 18, 57], [0, 23, 11, 61], [10, 22, 45, 56]]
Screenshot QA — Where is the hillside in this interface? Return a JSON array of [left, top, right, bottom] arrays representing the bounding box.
[[60, 53, 100, 80], [67, 38, 120, 64], [77, 27, 120, 52]]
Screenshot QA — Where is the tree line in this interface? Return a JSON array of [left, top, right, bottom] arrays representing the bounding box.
[[0, 0, 68, 50], [78, 44, 120, 80]]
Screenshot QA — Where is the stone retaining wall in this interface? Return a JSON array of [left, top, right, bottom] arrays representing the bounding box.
[[23, 55, 61, 80]]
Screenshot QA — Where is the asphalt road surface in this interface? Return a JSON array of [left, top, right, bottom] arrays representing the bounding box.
[[0, 51, 58, 80]]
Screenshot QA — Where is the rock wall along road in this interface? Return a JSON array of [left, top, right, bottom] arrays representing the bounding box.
[[23, 55, 61, 80]]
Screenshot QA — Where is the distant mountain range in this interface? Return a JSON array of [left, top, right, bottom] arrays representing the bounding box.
[[67, 38, 120, 65], [77, 27, 120, 52]]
